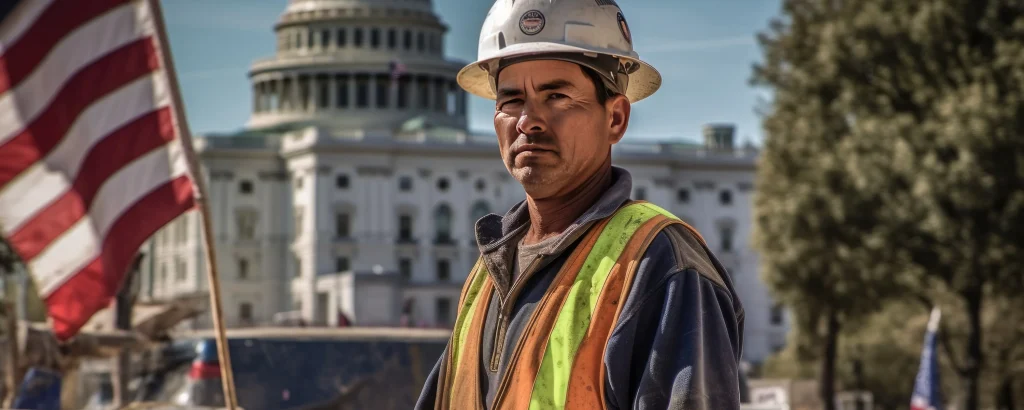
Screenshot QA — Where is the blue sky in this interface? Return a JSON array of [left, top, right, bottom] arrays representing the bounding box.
[[161, 0, 781, 145]]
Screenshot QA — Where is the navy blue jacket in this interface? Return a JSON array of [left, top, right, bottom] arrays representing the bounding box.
[[416, 167, 745, 409]]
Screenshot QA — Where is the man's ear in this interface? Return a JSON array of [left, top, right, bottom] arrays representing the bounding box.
[[607, 94, 631, 144]]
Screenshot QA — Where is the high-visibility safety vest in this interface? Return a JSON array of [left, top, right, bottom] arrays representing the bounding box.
[[434, 201, 707, 409]]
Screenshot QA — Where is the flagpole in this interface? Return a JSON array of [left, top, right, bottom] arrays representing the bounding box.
[[144, 1, 239, 409]]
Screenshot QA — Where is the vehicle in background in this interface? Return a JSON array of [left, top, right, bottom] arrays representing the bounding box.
[[81, 327, 448, 410]]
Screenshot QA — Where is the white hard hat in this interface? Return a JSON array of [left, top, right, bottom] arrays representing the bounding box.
[[456, 0, 662, 104]]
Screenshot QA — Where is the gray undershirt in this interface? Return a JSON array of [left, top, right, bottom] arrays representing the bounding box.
[[513, 234, 561, 281]]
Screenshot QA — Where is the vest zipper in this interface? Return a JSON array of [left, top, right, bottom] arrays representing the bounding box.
[[488, 256, 543, 372]]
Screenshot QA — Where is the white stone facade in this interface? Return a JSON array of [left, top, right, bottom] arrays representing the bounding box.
[[138, 0, 788, 365]]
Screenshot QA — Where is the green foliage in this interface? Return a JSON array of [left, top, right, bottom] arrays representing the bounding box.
[[752, 1, 1024, 409]]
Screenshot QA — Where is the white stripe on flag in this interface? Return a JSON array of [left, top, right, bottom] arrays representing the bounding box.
[[0, 1, 154, 145], [0, 72, 171, 234], [0, 0, 58, 51], [30, 138, 190, 295]]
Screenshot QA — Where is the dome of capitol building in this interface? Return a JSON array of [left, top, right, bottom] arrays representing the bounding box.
[[247, 0, 466, 132]]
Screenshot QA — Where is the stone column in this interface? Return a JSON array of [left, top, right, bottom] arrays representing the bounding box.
[[425, 76, 435, 111], [250, 80, 258, 112], [309, 75, 319, 112], [291, 73, 301, 112], [348, 74, 357, 108]]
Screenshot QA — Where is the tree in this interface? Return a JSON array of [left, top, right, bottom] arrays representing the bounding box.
[[753, 1, 1024, 409], [750, 2, 909, 409]]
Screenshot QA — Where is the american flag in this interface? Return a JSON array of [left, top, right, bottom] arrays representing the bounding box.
[[0, 0, 197, 341], [910, 307, 943, 410], [389, 59, 407, 83]]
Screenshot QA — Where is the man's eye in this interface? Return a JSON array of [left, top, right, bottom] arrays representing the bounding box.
[[548, 93, 568, 100], [499, 99, 523, 109]]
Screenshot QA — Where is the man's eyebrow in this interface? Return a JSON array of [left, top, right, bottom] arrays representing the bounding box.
[[496, 79, 576, 99]]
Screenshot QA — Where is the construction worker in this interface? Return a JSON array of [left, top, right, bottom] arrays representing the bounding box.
[[415, 0, 745, 408]]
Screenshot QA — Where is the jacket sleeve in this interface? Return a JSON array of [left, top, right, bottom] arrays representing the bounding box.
[[414, 346, 445, 409], [603, 235, 744, 409]]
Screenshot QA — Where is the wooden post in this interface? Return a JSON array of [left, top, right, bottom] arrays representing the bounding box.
[[1, 277, 20, 409], [144, 1, 239, 408], [111, 253, 144, 408]]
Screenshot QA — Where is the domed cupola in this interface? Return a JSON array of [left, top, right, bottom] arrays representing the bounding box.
[[247, 0, 468, 133]]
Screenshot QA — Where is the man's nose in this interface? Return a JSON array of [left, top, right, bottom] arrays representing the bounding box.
[[516, 102, 547, 136]]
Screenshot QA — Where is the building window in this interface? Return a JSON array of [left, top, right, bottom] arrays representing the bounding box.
[[336, 174, 350, 189], [298, 75, 310, 110], [353, 27, 364, 47], [398, 214, 414, 241], [239, 302, 253, 324], [356, 74, 369, 107], [403, 29, 412, 49], [433, 78, 445, 111], [417, 31, 424, 52], [474, 179, 486, 192], [376, 74, 389, 108], [235, 207, 258, 240], [470, 201, 490, 236], [677, 188, 690, 203], [436, 259, 450, 281], [634, 187, 647, 201], [434, 204, 452, 243], [770, 304, 784, 325], [336, 257, 350, 272], [418, 77, 430, 108], [318, 75, 330, 108], [336, 74, 349, 107], [370, 27, 380, 48], [239, 180, 253, 194], [387, 28, 397, 49], [237, 258, 249, 280], [306, 29, 313, 48], [397, 77, 409, 108], [175, 258, 186, 282], [719, 190, 733, 205], [401, 259, 413, 282], [436, 177, 449, 192], [719, 223, 734, 252], [436, 297, 452, 326], [321, 29, 330, 48], [336, 212, 351, 238], [398, 176, 413, 191], [336, 28, 347, 47]]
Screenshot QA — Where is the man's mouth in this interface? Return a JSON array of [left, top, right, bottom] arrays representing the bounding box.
[[512, 144, 555, 157]]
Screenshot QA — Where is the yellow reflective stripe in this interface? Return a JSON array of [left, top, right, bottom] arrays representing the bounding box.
[[529, 202, 672, 409], [448, 261, 489, 399]]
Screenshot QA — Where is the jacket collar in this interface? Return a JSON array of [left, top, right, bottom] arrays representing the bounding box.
[[473, 166, 634, 299]]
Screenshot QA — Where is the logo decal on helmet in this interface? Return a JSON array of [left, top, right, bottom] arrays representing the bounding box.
[[519, 10, 546, 36], [617, 12, 632, 45], [594, 0, 619, 6]]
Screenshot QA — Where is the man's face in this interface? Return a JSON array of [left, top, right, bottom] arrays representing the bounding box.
[[493, 59, 630, 199]]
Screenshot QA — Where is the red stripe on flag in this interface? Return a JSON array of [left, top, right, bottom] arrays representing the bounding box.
[[7, 108, 176, 260], [0, 0, 135, 94], [0, 38, 159, 189], [43, 175, 195, 341]]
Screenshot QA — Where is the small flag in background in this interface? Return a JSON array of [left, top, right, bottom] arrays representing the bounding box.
[[910, 307, 943, 410], [389, 59, 407, 83], [0, 0, 197, 341]]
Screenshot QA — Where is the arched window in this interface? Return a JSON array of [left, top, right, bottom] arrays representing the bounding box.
[[434, 203, 452, 243], [469, 201, 490, 236]]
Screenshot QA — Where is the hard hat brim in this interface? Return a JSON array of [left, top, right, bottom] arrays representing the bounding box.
[[456, 42, 662, 104]]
